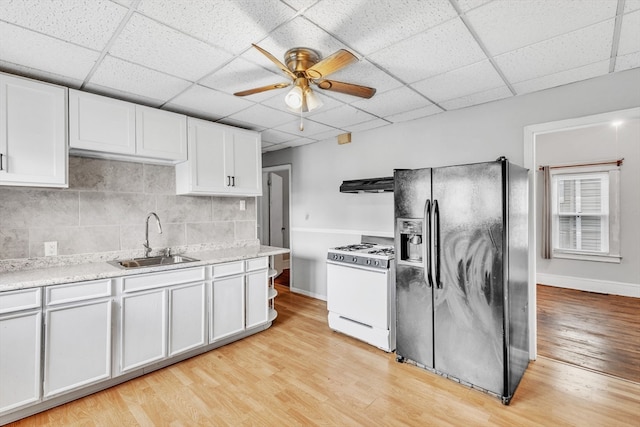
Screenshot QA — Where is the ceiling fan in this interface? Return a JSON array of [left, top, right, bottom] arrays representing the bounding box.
[[234, 44, 376, 119]]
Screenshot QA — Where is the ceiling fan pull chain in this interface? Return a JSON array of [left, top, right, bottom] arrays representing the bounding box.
[[299, 107, 304, 131]]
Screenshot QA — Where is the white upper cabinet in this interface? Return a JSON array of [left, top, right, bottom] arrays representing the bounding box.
[[136, 105, 187, 161], [69, 89, 187, 164], [69, 89, 136, 155], [0, 73, 67, 188], [176, 117, 262, 196]]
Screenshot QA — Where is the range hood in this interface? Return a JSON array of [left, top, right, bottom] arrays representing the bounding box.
[[339, 176, 394, 193]]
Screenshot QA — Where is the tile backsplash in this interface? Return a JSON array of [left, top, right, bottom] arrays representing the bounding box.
[[0, 156, 257, 261]]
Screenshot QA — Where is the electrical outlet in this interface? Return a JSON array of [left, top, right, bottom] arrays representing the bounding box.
[[239, 200, 246, 211], [44, 241, 58, 257]]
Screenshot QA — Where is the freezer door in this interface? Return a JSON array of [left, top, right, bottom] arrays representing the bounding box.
[[432, 161, 506, 395], [394, 168, 434, 368]]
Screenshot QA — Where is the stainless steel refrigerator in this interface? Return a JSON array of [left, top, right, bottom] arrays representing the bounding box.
[[394, 158, 529, 404]]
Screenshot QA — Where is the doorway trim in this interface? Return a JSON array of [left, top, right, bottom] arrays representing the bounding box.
[[523, 106, 640, 360], [261, 164, 292, 286]]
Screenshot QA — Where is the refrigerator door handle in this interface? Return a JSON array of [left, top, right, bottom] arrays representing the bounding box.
[[423, 199, 433, 288], [433, 199, 442, 289]]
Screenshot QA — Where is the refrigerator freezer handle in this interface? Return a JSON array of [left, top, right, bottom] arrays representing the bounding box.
[[424, 199, 432, 288], [434, 199, 442, 289]]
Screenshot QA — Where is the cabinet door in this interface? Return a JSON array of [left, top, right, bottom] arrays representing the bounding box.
[[229, 129, 261, 195], [120, 289, 167, 373], [69, 89, 136, 155], [43, 299, 112, 398], [0, 73, 67, 187], [168, 282, 206, 357], [0, 310, 41, 413], [136, 105, 187, 161], [245, 269, 268, 329], [210, 275, 244, 342]]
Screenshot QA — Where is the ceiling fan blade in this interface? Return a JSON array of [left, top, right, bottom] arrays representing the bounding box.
[[234, 82, 290, 97], [316, 80, 376, 99], [305, 49, 358, 79], [251, 44, 296, 80]]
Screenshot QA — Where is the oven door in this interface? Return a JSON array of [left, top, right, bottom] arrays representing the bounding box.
[[326, 261, 389, 330]]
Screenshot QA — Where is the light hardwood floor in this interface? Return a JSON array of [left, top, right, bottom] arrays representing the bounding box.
[[9, 285, 640, 426]]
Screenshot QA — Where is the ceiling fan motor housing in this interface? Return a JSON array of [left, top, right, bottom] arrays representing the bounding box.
[[285, 48, 321, 75]]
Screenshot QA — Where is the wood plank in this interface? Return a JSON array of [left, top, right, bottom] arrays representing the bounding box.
[[8, 284, 639, 426], [537, 284, 640, 383]]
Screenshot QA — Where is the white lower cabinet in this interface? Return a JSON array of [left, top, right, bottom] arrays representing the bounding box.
[[210, 274, 245, 342], [0, 288, 42, 414], [119, 288, 167, 373], [245, 264, 269, 329], [168, 282, 206, 357]]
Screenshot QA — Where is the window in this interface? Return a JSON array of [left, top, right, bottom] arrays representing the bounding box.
[[550, 165, 621, 263]]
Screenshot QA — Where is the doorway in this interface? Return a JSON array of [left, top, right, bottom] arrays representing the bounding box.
[[524, 107, 640, 380], [258, 165, 291, 286]]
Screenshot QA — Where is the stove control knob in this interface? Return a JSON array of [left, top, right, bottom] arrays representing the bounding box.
[[340, 255, 344, 261], [374, 260, 380, 266], [352, 257, 357, 263], [366, 259, 371, 265]]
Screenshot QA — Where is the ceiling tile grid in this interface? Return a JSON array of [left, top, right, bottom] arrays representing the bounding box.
[[0, 0, 636, 153]]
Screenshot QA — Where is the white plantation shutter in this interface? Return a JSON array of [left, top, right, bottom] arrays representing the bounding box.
[[549, 164, 620, 262]]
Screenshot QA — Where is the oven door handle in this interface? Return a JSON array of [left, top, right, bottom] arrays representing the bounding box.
[[424, 199, 433, 288], [326, 260, 390, 274]]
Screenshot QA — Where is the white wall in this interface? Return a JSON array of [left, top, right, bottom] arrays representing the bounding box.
[[535, 118, 640, 295], [263, 68, 640, 299]]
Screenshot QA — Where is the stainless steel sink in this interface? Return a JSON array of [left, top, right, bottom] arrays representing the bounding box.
[[109, 255, 199, 269]]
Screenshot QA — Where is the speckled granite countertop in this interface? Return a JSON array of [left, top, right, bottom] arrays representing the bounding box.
[[0, 245, 289, 292]]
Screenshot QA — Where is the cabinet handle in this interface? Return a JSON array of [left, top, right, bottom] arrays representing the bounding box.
[[226, 176, 231, 186], [231, 176, 235, 187], [0, 153, 3, 171]]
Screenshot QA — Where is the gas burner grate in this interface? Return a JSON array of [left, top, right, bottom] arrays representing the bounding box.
[[369, 248, 395, 255], [333, 243, 374, 251]]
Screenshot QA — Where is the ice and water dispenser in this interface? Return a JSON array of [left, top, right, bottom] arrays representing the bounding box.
[[397, 218, 424, 265]]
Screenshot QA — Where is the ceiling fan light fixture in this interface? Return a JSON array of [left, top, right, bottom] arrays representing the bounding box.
[[305, 88, 323, 112], [284, 85, 304, 109]]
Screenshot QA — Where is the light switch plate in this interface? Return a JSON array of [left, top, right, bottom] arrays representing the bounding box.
[[44, 241, 58, 257], [239, 200, 246, 211]]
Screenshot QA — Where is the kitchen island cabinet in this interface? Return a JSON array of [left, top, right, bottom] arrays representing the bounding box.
[[43, 279, 112, 398], [0, 73, 67, 188], [0, 289, 42, 414], [176, 117, 261, 196]]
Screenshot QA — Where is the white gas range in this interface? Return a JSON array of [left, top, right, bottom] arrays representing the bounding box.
[[326, 241, 396, 352]]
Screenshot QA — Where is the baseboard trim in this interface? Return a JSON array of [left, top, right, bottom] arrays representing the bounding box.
[[536, 273, 640, 298], [290, 286, 327, 301]]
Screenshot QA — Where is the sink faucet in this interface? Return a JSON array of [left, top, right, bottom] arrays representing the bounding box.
[[143, 212, 163, 257]]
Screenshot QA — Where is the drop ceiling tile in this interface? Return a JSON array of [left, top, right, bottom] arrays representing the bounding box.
[[200, 57, 286, 101], [90, 55, 192, 102], [320, 59, 404, 94], [216, 117, 265, 131], [385, 105, 443, 123], [625, 0, 640, 13], [310, 127, 346, 142], [411, 60, 504, 103], [262, 143, 287, 152], [495, 19, 614, 84], [109, 13, 234, 81], [466, 0, 616, 56], [351, 86, 430, 118], [272, 118, 335, 138], [456, 0, 493, 12], [261, 129, 298, 144], [167, 85, 256, 120], [303, 0, 457, 55], [368, 18, 486, 83], [0, 61, 85, 89], [241, 17, 346, 69], [309, 105, 377, 128], [618, 10, 640, 56], [283, 0, 317, 11], [0, 22, 99, 80], [137, 0, 295, 54], [0, 0, 128, 50], [440, 86, 512, 111], [281, 137, 316, 148], [342, 118, 391, 133], [82, 82, 166, 107], [513, 60, 610, 95], [228, 104, 298, 128], [614, 51, 640, 72]]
